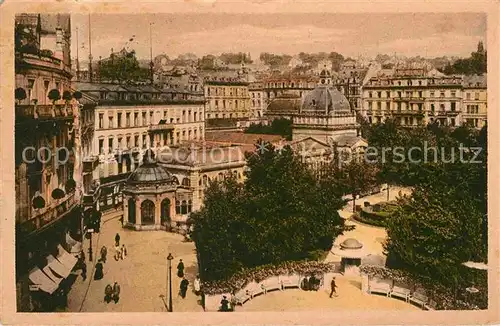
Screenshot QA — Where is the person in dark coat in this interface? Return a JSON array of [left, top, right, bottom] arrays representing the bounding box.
[[104, 284, 113, 303], [100, 246, 107, 263], [112, 282, 121, 303], [115, 233, 120, 246], [81, 261, 87, 281], [179, 277, 189, 299], [177, 259, 185, 278], [220, 295, 230, 312], [329, 277, 338, 298], [94, 260, 104, 280]]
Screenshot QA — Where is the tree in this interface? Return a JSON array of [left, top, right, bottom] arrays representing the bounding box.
[[73, 91, 83, 100], [62, 90, 72, 103], [15, 87, 27, 104], [48, 89, 61, 104], [99, 49, 149, 84], [191, 141, 351, 281]]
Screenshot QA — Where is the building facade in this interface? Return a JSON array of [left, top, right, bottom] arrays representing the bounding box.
[[15, 13, 86, 312], [248, 81, 267, 119], [203, 77, 251, 119], [462, 74, 487, 128], [361, 68, 464, 127]]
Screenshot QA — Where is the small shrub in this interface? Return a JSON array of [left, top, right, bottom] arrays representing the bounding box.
[[15, 88, 27, 102], [73, 91, 83, 100], [32, 196, 46, 209], [65, 179, 76, 192], [51, 188, 65, 200], [373, 204, 381, 212], [39, 49, 53, 57], [62, 90, 72, 102], [48, 89, 61, 103]]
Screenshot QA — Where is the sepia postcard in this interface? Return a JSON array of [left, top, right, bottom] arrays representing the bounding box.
[[0, 0, 499, 325]]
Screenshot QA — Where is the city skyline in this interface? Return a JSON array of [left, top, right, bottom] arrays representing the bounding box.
[[71, 13, 486, 62]]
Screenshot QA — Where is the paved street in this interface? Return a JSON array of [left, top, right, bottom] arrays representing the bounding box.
[[66, 215, 203, 312]]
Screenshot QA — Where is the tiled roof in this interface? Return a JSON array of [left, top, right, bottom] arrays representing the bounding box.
[[463, 74, 487, 88]]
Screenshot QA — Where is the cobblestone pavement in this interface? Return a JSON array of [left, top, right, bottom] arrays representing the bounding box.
[[66, 216, 203, 312], [237, 276, 419, 311]]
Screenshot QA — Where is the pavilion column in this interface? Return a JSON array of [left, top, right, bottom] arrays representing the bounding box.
[[155, 195, 161, 226], [170, 194, 176, 225], [123, 195, 129, 224], [135, 198, 142, 226]]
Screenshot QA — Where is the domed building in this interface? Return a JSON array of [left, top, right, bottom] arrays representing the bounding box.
[[292, 67, 361, 143], [122, 151, 194, 231]]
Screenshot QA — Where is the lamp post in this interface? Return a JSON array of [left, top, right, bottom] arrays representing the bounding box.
[[167, 253, 174, 312]]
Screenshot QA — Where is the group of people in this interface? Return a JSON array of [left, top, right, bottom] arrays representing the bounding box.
[[301, 274, 321, 291], [104, 282, 121, 303], [114, 233, 127, 261]]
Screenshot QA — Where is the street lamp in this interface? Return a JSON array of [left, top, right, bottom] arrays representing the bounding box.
[[167, 253, 174, 312]]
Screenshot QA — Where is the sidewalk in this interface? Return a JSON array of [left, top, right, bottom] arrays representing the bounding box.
[[66, 215, 203, 312]]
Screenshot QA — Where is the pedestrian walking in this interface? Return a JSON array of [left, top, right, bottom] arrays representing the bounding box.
[[329, 277, 338, 298], [120, 244, 126, 260], [193, 275, 201, 296], [177, 259, 184, 278], [94, 260, 104, 280], [114, 243, 121, 261], [104, 284, 113, 303], [115, 233, 120, 246], [81, 261, 87, 281], [179, 277, 189, 299], [100, 246, 107, 263], [112, 282, 121, 303]]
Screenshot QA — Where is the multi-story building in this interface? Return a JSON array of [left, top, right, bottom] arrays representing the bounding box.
[[462, 74, 487, 128], [362, 68, 464, 127], [203, 77, 251, 119], [263, 75, 317, 100], [248, 81, 267, 119], [74, 82, 205, 179], [333, 65, 368, 112], [15, 13, 91, 312]]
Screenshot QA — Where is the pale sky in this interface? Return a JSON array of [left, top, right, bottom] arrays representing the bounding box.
[[71, 13, 486, 61]]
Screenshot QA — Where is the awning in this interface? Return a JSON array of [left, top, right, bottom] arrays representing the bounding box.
[[47, 254, 72, 279], [42, 264, 63, 285], [28, 267, 58, 294], [65, 232, 83, 254], [56, 244, 78, 271]]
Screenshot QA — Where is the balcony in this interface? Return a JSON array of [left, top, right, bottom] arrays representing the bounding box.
[[149, 123, 175, 132], [392, 110, 425, 116], [16, 104, 73, 121], [18, 191, 77, 237], [83, 155, 100, 173]]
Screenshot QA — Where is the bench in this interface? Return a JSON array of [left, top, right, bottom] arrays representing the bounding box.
[[244, 281, 264, 299], [409, 289, 429, 308], [233, 289, 251, 305], [261, 276, 281, 294], [368, 278, 391, 296], [390, 285, 411, 302], [280, 274, 301, 290]]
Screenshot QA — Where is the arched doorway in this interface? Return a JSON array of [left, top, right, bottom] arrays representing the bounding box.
[[161, 198, 171, 225], [141, 200, 155, 225], [128, 198, 136, 224]]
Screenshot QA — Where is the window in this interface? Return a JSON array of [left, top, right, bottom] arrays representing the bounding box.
[[430, 91, 435, 97], [475, 92, 480, 100], [377, 102, 381, 110], [99, 139, 104, 154], [117, 113, 122, 127], [440, 104, 445, 111], [142, 112, 147, 125], [386, 102, 390, 110], [466, 92, 471, 100], [142, 135, 147, 148], [188, 200, 192, 213], [108, 138, 113, 154], [418, 91, 423, 98], [99, 114, 104, 129], [141, 200, 155, 225], [126, 113, 130, 127], [369, 92, 372, 98], [149, 111, 153, 123], [377, 92, 381, 98], [194, 129, 197, 139], [450, 118, 456, 126], [368, 102, 372, 110], [118, 137, 122, 150], [431, 104, 435, 112], [418, 80, 422, 86], [397, 91, 402, 98], [386, 91, 390, 98], [194, 112, 197, 121], [134, 135, 139, 148], [27, 79, 35, 101], [451, 102, 456, 111], [126, 136, 131, 148], [108, 116, 114, 128], [451, 91, 456, 98], [440, 91, 445, 97], [134, 113, 139, 126], [215, 100, 219, 107]]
